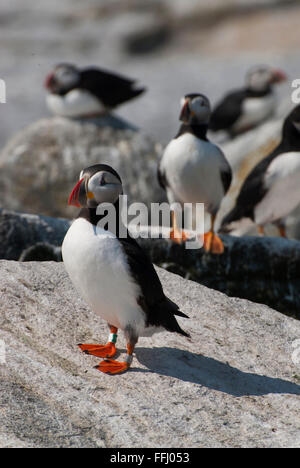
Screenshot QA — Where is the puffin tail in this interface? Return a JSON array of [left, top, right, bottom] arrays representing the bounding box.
[[175, 324, 191, 338], [166, 297, 189, 319], [174, 310, 189, 319], [162, 298, 190, 338], [130, 86, 146, 99]]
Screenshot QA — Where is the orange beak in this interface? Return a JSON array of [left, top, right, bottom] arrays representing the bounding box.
[[44, 72, 54, 90], [68, 178, 85, 207], [271, 69, 287, 83], [179, 99, 190, 123]]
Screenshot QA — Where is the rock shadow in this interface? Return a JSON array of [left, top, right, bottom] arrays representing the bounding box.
[[134, 346, 300, 397]]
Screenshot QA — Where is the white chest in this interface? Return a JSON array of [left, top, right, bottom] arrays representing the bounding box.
[[161, 133, 226, 211], [254, 152, 300, 225], [62, 218, 144, 331], [233, 94, 276, 133], [46, 89, 105, 118]]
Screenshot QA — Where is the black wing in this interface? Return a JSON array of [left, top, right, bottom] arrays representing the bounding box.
[[157, 161, 168, 190], [220, 162, 233, 195], [80, 67, 145, 107], [119, 235, 189, 337], [209, 89, 247, 132], [221, 142, 283, 226]]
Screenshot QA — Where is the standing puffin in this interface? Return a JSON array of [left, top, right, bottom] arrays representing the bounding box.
[[221, 105, 300, 237], [45, 63, 145, 118], [62, 164, 189, 375], [209, 66, 287, 137], [158, 93, 232, 254]]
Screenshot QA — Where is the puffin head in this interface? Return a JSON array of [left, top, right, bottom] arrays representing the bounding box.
[[246, 65, 287, 92], [179, 93, 211, 125], [68, 164, 123, 209], [45, 63, 81, 94]]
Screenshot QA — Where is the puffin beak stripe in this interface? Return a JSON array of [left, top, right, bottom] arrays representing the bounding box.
[[272, 69, 287, 83], [179, 100, 190, 122], [68, 177, 85, 207], [44, 72, 54, 89]]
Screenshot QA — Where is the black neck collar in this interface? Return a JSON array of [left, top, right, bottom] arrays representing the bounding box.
[[77, 199, 127, 237], [245, 86, 272, 98], [175, 123, 209, 140]]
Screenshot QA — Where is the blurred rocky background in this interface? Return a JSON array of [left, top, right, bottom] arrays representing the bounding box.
[[1, 0, 299, 146], [1, 0, 300, 310], [1, 2, 300, 448]]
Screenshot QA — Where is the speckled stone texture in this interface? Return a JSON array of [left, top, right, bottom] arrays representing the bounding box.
[[0, 261, 299, 448]]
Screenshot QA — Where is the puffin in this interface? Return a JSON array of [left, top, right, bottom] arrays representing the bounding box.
[[62, 164, 189, 375], [209, 66, 287, 137], [221, 105, 300, 237], [45, 63, 145, 118], [158, 93, 232, 254]]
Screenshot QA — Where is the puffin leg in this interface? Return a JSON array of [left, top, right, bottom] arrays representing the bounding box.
[[78, 325, 118, 358], [257, 225, 265, 236], [170, 211, 188, 244], [96, 331, 138, 375], [203, 215, 224, 254], [95, 343, 135, 375], [278, 225, 287, 238]]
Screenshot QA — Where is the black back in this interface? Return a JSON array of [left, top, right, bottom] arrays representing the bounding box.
[[79, 67, 145, 107]]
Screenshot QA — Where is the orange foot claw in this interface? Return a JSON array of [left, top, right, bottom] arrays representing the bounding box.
[[78, 343, 117, 358], [170, 228, 189, 244], [95, 359, 130, 375], [203, 232, 224, 255]]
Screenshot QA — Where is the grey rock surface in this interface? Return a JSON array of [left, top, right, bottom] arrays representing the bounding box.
[[0, 260, 299, 448], [0, 116, 164, 218]]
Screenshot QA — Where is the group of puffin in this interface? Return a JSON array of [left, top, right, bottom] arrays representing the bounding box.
[[45, 63, 300, 374]]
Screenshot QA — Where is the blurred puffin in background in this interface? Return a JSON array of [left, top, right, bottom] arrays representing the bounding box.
[[209, 65, 287, 138], [221, 105, 300, 237], [45, 63, 145, 118], [62, 164, 189, 375], [158, 93, 232, 254]]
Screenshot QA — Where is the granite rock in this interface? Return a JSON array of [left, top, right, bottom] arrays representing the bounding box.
[[0, 260, 299, 448]]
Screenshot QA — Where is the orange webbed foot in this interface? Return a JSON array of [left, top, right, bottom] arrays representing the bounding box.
[[203, 232, 224, 255], [78, 343, 117, 358], [95, 359, 130, 375]]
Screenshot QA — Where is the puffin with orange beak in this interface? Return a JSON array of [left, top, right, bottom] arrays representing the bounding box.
[[45, 63, 145, 118], [209, 65, 287, 137], [158, 93, 232, 254], [62, 164, 189, 375]]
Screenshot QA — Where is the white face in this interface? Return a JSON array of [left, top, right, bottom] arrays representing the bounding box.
[[188, 95, 211, 124], [246, 67, 273, 92], [87, 171, 123, 205], [55, 66, 80, 88]]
